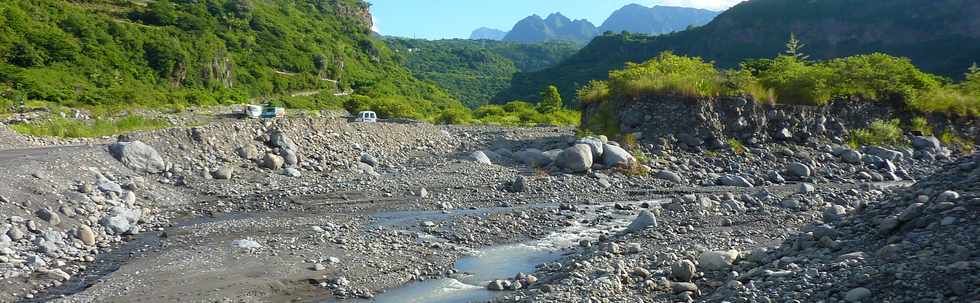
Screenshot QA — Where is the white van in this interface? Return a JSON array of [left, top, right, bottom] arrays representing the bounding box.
[[355, 111, 378, 123]]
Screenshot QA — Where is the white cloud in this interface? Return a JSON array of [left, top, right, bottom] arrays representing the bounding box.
[[654, 0, 748, 11], [371, 16, 381, 33]]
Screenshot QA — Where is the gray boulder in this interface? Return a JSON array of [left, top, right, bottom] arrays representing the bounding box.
[[576, 137, 604, 160], [841, 150, 863, 164], [284, 167, 302, 178], [211, 166, 234, 180], [77, 225, 96, 246], [470, 151, 492, 165], [511, 176, 527, 193], [360, 152, 378, 167], [699, 250, 739, 271], [269, 130, 297, 151], [670, 260, 697, 282], [601, 144, 635, 167], [654, 170, 684, 184], [281, 149, 299, 166], [542, 149, 562, 162], [823, 204, 848, 222], [677, 134, 704, 147], [718, 175, 753, 187], [625, 210, 658, 233], [556, 144, 593, 173], [911, 136, 941, 151], [774, 128, 794, 140], [100, 207, 138, 235], [866, 146, 903, 161], [236, 144, 260, 160], [514, 149, 552, 167], [786, 162, 812, 178], [36, 208, 61, 226], [97, 178, 123, 194], [109, 141, 166, 173], [261, 153, 285, 170]]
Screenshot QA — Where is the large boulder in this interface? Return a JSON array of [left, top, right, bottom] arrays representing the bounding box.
[[470, 151, 492, 165], [654, 170, 685, 184], [556, 144, 593, 173], [911, 136, 942, 151], [269, 130, 297, 151], [109, 141, 166, 173], [576, 137, 604, 160], [670, 260, 696, 282], [866, 146, 903, 161], [625, 210, 658, 233], [261, 153, 285, 170], [677, 134, 704, 147], [281, 148, 299, 166], [514, 149, 552, 167], [601, 144, 635, 167], [786, 162, 812, 178], [841, 150, 863, 164], [235, 144, 260, 160], [699, 250, 739, 271], [211, 166, 234, 180], [100, 206, 142, 235]]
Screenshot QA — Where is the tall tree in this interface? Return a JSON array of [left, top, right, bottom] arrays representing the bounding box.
[[538, 85, 563, 113], [784, 33, 809, 61]]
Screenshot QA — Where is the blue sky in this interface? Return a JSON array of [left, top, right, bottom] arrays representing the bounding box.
[[368, 0, 747, 40]]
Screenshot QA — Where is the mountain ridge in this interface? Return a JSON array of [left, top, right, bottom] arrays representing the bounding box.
[[598, 4, 719, 35], [469, 27, 508, 40], [496, 0, 980, 105], [501, 13, 598, 45]]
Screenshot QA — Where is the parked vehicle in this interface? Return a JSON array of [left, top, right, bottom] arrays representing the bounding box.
[[355, 111, 378, 123], [241, 104, 285, 119]]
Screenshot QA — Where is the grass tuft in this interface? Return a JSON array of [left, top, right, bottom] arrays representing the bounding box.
[[11, 116, 171, 138]]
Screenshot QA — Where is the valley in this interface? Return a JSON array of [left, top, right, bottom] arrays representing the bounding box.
[[0, 0, 979, 303]]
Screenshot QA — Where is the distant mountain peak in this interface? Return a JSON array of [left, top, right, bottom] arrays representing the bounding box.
[[469, 27, 508, 41], [598, 4, 719, 35], [503, 12, 597, 45]]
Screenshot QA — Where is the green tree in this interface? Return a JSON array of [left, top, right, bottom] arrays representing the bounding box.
[[537, 85, 562, 113], [784, 33, 809, 61], [144, 0, 178, 26]]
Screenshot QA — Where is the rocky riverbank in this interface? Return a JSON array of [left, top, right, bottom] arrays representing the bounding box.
[[0, 112, 974, 302]]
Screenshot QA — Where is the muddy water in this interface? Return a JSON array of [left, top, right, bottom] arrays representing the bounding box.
[[361, 200, 664, 303]]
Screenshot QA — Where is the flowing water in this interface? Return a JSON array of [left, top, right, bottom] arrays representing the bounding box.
[[360, 200, 664, 303]]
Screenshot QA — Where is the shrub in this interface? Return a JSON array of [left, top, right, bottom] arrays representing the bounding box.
[[911, 87, 980, 117], [726, 138, 747, 154], [607, 52, 725, 98], [621, 132, 639, 150], [473, 100, 579, 127], [908, 117, 932, 136], [537, 85, 563, 113], [823, 53, 941, 102], [576, 80, 610, 104], [436, 107, 473, 125], [849, 119, 904, 147], [757, 56, 832, 105], [11, 116, 170, 138], [940, 129, 975, 154]]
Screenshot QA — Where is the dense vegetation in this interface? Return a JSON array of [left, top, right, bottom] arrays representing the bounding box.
[[0, 0, 467, 120], [580, 51, 979, 114], [499, 0, 980, 105], [578, 50, 980, 142], [385, 38, 578, 107]]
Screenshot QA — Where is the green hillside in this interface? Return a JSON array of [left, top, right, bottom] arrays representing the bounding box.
[[385, 38, 578, 107], [499, 0, 980, 106], [0, 0, 464, 119]]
